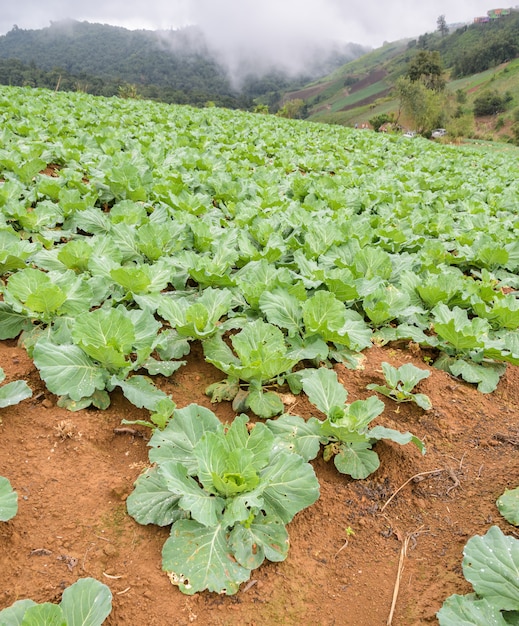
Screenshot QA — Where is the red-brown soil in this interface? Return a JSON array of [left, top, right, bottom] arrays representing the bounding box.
[[284, 83, 333, 103], [1, 339, 518, 625], [347, 69, 387, 95], [338, 88, 392, 112]]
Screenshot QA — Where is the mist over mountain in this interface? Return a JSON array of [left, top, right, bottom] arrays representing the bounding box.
[[0, 19, 370, 99]]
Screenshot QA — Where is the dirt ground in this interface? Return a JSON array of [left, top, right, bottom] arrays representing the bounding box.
[[1, 338, 518, 625]]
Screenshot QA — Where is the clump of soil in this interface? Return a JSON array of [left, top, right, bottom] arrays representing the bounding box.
[[1, 339, 517, 625]]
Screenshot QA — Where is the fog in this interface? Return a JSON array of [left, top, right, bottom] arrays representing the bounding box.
[[0, 0, 498, 81]]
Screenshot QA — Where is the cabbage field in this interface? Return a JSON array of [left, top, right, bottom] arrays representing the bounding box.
[[0, 85, 518, 625]]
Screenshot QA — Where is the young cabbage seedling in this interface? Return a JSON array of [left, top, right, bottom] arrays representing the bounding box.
[[268, 368, 425, 480], [367, 362, 432, 410], [204, 319, 300, 418]]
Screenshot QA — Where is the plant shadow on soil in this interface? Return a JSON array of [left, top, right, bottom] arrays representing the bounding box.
[[1, 339, 518, 625]]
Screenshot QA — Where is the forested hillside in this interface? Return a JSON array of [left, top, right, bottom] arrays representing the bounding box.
[[0, 21, 242, 107], [0, 20, 367, 109], [417, 9, 519, 77]]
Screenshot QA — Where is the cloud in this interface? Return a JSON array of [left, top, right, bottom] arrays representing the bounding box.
[[0, 0, 499, 79], [0, 0, 495, 42], [172, 0, 374, 82]]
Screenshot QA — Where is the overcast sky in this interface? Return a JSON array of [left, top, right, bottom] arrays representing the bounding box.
[[0, 1, 500, 67]]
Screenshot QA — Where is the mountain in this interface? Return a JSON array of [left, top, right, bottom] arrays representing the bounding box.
[[282, 39, 409, 121], [0, 20, 368, 108], [283, 8, 519, 138], [0, 20, 238, 105]]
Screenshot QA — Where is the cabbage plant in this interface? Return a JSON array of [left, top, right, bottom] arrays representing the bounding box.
[[366, 362, 432, 410], [0, 366, 30, 523], [127, 404, 320, 594], [204, 319, 300, 418], [0, 366, 32, 409], [437, 526, 519, 625], [29, 306, 182, 426], [0, 578, 112, 625], [268, 368, 425, 479], [0, 476, 17, 522], [437, 486, 519, 625]]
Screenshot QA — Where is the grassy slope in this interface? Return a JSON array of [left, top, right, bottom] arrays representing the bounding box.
[[449, 58, 519, 100], [287, 20, 519, 141], [285, 41, 407, 120]]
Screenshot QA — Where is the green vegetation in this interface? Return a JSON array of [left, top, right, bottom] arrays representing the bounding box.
[[3, 12, 519, 140], [127, 405, 319, 594], [369, 113, 395, 132], [0, 20, 367, 110], [0, 578, 112, 625], [497, 487, 519, 526], [1, 85, 519, 416], [473, 89, 513, 116], [0, 366, 32, 409], [0, 366, 31, 523], [437, 487, 519, 625], [366, 362, 432, 410], [0, 475, 17, 521], [394, 76, 445, 134], [407, 50, 445, 91], [1, 84, 519, 594], [287, 10, 519, 143], [276, 98, 307, 119], [280, 368, 425, 479], [447, 14, 519, 77], [437, 15, 449, 38], [0, 22, 250, 109]]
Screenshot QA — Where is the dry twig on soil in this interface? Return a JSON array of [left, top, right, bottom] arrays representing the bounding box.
[[380, 469, 443, 512], [387, 526, 425, 626]]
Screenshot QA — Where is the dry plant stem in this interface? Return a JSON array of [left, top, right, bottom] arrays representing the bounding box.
[[387, 535, 409, 625], [113, 427, 145, 437], [446, 466, 461, 495], [380, 469, 443, 512], [334, 538, 349, 558], [387, 526, 424, 626], [242, 580, 258, 592], [116, 587, 131, 595]]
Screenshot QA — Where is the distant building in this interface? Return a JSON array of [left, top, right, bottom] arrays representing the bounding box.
[[474, 8, 512, 22], [487, 7, 512, 18]]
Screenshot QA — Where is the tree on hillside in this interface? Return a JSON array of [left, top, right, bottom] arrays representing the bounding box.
[[369, 113, 395, 132], [395, 76, 444, 134], [446, 113, 474, 141], [417, 33, 432, 50], [407, 50, 445, 91], [118, 83, 140, 99], [253, 103, 269, 114], [276, 99, 306, 119], [473, 90, 513, 116], [437, 15, 449, 37]]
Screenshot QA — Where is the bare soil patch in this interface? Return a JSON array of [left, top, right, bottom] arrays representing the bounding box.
[[338, 87, 392, 112], [284, 83, 332, 102], [347, 69, 387, 95], [1, 339, 518, 625]]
